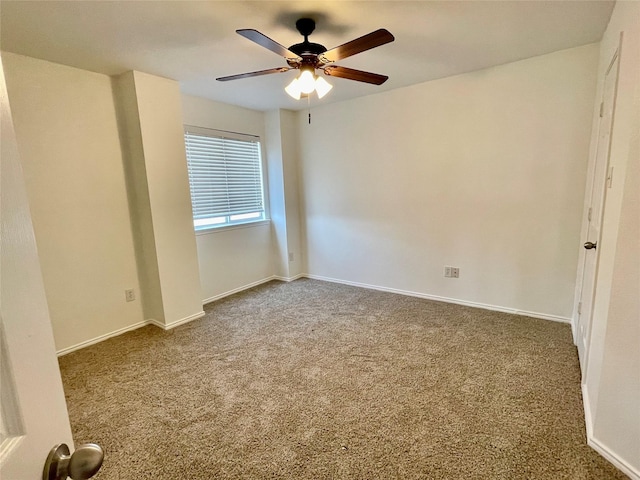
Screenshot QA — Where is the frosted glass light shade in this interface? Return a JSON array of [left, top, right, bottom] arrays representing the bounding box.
[[298, 70, 316, 94], [285, 78, 301, 100], [284, 70, 333, 100], [315, 76, 333, 99]]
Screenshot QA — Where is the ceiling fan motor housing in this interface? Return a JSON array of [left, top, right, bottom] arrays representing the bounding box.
[[288, 18, 327, 68], [289, 42, 327, 57]]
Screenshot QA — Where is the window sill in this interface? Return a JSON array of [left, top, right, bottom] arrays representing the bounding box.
[[194, 219, 271, 236]]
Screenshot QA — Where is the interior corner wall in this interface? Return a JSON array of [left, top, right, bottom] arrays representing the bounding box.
[[298, 44, 599, 320], [265, 109, 290, 278], [278, 109, 304, 278], [123, 73, 203, 327], [112, 71, 165, 324], [181, 94, 275, 302], [2, 52, 144, 352], [582, 1, 640, 476], [266, 109, 304, 280]]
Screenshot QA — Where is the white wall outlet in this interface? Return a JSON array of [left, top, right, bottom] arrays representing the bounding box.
[[288, 252, 294, 262], [444, 266, 460, 278], [125, 289, 135, 302]]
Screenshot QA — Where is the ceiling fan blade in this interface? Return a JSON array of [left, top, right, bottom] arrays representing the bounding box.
[[319, 29, 394, 63], [323, 66, 389, 85], [236, 29, 300, 59], [216, 67, 292, 82]]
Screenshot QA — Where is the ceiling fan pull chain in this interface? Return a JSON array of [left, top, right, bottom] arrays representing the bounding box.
[[308, 95, 311, 124]]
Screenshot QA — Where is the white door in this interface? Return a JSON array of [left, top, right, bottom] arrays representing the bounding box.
[[0, 56, 75, 479], [575, 46, 621, 374]]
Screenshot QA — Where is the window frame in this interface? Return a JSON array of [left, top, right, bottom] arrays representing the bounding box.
[[183, 125, 269, 234]]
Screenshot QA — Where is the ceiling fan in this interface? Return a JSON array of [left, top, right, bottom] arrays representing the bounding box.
[[216, 18, 395, 100]]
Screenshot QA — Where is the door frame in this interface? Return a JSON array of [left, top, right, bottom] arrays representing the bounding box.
[[573, 35, 623, 377]]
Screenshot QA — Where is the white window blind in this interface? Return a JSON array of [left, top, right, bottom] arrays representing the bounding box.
[[184, 126, 265, 230]]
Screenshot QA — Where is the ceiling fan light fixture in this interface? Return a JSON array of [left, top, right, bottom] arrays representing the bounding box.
[[285, 68, 333, 100], [298, 68, 316, 94], [220, 19, 394, 104], [285, 77, 302, 99], [314, 76, 333, 99]]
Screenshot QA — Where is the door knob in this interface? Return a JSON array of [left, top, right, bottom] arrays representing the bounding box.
[[43, 443, 104, 480], [584, 241, 597, 250]]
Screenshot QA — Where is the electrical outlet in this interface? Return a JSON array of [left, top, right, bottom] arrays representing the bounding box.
[[288, 252, 294, 262], [125, 289, 135, 302], [444, 266, 460, 278]]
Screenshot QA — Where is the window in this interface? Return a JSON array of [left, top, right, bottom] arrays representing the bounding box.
[[184, 126, 266, 231]]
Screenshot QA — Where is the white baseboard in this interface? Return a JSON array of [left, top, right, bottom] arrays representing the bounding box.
[[200, 274, 304, 308], [147, 311, 206, 331], [200, 274, 304, 307], [201, 272, 571, 327], [202, 276, 279, 306], [582, 384, 640, 479], [514, 309, 571, 324], [304, 274, 571, 324], [57, 274, 570, 356], [273, 273, 305, 282], [58, 276, 286, 355], [582, 384, 594, 438], [56, 320, 150, 356], [57, 311, 207, 355], [588, 436, 640, 479], [57, 273, 634, 478]]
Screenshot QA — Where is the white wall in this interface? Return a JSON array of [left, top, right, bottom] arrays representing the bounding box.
[[113, 71, 165, 324], [3, 53, 145, 352], [120, 72, 203, 328], [181, 94, 275, 302], [265, 109, 304, 280], [266, 109, 289, 278], [1, 54, 281, 349], [582, 1, 640, 476], [279, 109, 304, 278], [299, 44, 599, 320]]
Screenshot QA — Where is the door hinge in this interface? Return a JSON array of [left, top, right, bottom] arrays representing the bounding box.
[[577, 302, 582, 315], [587, 207, 592, 221], [599, 101, 604, 118]]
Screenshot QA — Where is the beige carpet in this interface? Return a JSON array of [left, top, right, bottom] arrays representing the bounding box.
[[59, 279, 626, 479]]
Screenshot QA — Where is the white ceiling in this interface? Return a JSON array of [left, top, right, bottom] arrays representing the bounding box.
[[0, 1, 614, 111]]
